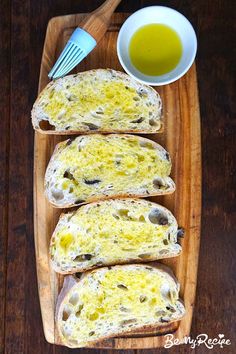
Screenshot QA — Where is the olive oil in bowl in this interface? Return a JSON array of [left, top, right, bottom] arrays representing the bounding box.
[[129, 24, 183, 76]]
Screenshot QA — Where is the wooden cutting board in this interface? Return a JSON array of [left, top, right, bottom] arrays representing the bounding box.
[[34, 13, 201, 349]]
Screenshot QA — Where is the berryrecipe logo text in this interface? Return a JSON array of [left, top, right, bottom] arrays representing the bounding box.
[[164, 333, 231, 349]]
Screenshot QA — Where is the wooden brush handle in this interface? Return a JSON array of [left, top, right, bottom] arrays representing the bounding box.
[[79, 0, 122, 43]]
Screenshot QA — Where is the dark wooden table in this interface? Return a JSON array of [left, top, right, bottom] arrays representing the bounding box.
[[0, 1, 235, 353]]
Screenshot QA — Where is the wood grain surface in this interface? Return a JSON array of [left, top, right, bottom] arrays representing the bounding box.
[[1, 1, 236, 354], [34, 12, 201, 349]]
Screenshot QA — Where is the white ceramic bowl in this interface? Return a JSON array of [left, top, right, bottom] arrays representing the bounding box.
[[117, 6, 197, 86]]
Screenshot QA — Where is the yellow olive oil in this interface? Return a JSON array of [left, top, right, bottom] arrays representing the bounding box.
[[129, 23, 183, 76]]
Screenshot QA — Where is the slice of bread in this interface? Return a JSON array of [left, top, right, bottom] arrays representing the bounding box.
[[50, 199, 182, 274], [56, 264, 185, 348], [31, 69, 162, 134], [45, 134, 175, 208]]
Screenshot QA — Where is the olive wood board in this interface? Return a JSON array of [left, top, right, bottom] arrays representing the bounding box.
[[34, 12, 201, 349]]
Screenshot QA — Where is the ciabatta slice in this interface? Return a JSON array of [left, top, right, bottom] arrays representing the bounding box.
[[32, 69, 162, 134], [45, 134, 175, 208], [50, 199, 182, 274], [56, 264, 185, 348]]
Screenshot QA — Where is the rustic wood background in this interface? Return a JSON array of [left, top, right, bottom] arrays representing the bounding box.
[[0, 1, 235, 353]]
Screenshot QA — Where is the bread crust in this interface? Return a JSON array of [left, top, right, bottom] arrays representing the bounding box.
[[56, 264, 185, 348], [44, 134, 176, 208], [51, 253, 181, 275], [32, 69, 163, 134]]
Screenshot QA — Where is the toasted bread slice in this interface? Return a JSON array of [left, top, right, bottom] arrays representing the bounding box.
[[50, 199, 182, 274], [44, 134, 175, 208], [31, 69, 162, 134], [56, 264, 185, 348]]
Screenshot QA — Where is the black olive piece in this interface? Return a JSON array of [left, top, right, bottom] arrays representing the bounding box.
[[166, 305, 176, 313], [82, 122, 99, 130], [159, 249, 169, 255], [89, 331, 95, 336], [67, 96, 76, 102], [67, 214, 74, 222], [117, 284, 128, 290], [159, 216, 169, 225], [149, 118, 158, 126], [74, 199, 85, 205], [138, 253, 151, 259], [139, 295, 147, 303], [75, 272, 82, 279], [121, 319, 137, 326], [177, 228, 185, 238], [84, 179, 101, 185], [69, 187, 74, 193], [131, 117, 144, 124], [66, 139, 72, 146], [145, 266, 153, 271], [73, 254, 93, 262], [82, 254, 93, 260], [165, 152, 170, 161], [63, 170, 75, 180], [75, 304, 84, 317]]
